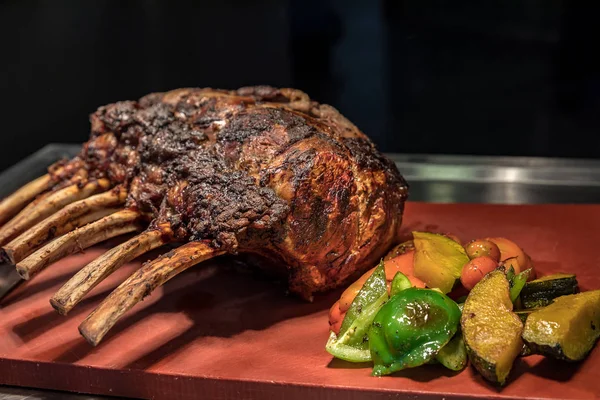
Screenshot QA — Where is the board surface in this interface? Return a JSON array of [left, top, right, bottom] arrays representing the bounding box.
[[0, 201, 599, 400]]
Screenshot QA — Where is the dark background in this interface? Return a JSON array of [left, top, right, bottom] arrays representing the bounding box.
[[1, 0, 599, 172]]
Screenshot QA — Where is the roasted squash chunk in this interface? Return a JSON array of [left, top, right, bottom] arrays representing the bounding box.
[[461, 270, 523, 385], [522, 290, 600, 361]]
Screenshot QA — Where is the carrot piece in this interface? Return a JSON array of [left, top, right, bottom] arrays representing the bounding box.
[[328, 300, 344, 335], [383, 251, 415, 281]]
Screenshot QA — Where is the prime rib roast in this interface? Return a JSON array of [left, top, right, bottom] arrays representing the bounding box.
[[0, 86, 408, 345]]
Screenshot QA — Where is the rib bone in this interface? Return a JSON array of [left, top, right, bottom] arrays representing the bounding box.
[[50, 229, 168, 315], [0, 174, 53, 226], [0, 179, 111, 246], [3, 187, 127, 264], [3, 207, 119, 263], [79, 241, 223, 346], [16, 209, 142, 280]]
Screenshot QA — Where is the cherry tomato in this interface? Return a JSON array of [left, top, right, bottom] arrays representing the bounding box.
[[460, 256, 499, 290], [465, 239, 501, 262]]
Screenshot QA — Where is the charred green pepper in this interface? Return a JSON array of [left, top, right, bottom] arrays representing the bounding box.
[[509, 268, 532, 304], [368, 288, 461, 376], [390, 271, 412, 296], [326, 261, 388, 362]]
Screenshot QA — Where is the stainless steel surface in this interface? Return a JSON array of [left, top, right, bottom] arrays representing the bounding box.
[[391, 153, 600, 204], [396, 156, 600, 186], [0, 144, 599, 400]]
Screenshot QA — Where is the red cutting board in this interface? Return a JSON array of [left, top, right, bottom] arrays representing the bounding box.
[[0, 202, 599, 400]]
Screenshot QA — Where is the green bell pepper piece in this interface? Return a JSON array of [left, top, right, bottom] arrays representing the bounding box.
[[505, 265, 516, 282], [326, 261, 388, 362], [390, 271, 412, 296], [325, 332, 372, 362], [368, 288, 461, 376], [338, 260, 388, 337], [326, 292, 388, 362], [509, 268, 532, 304]]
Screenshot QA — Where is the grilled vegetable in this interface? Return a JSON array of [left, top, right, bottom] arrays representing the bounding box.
[[413, 232, 470, 293], [435, 332, 468, 371], [326, 262, 388, 362], [338, 251, 424, 314], [486, 237, 530, 274], [384, 240, 415, 260], [509, 268, 532, 304], [465, 239, 501, 262], [331, 252, 428, 333], [460, 256, 498, 291], [520, 273, 578, 309], [390, 271, 412, 296], [326, 230, 600, 386], [522, 290, 600, 361], [461, 270, 523, 385], [368, 288, 461, 376], [382, 251, 425, 286]]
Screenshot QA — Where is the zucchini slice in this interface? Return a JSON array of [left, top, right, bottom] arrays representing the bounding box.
[[436, 332, 468, 371], [520, 273, 578, 309]]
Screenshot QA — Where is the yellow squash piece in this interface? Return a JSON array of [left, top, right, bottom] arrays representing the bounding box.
[[522, 290, 600, 361], [413, 231, 469, 293], [461, 270, 523, 385]]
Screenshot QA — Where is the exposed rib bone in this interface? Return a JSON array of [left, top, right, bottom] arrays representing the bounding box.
[[50, 229, 168, 315], [0, 174, 53, 226], [79, 241, 223, 346], [3, 208, 119, 264], [16, 209, 142, 280], [0, 179, 111, 246], [3, 187, 127, 264]]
